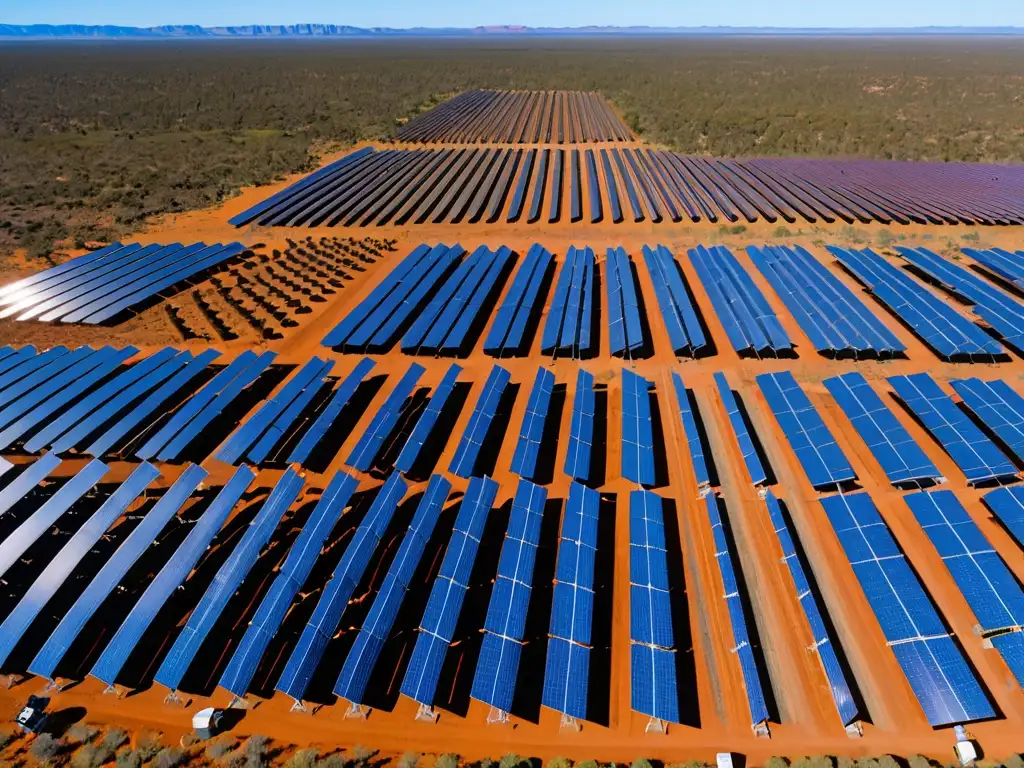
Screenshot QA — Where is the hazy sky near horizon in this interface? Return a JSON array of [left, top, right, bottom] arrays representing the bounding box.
[[5, 0, 1023, 28]]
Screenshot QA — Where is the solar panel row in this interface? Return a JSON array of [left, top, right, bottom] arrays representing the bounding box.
[[605, 247, 645, 356], [564, 369, 596, 484], [982, 485, 1024, 549], [621, 370, 656, 487], [821, 492, 994, 726], [963, 247, 1024, 292], [671, 374, 710, 489], [288, 358, 377, 466], [395, 363, 462, 474], [450, 365, 511, 479], [689, 245, 791, 354], [347, 364, 425, 472], [640, 245, 707, 356], [0, 242, 246, 325], [950, 377, 1024, 465], [829, 246, 1002, 359], [541, 246, 595, 357], [748, 244, 905, 356], [510, 367, 556, 481], [484, 244, 553, 357], [714, 372, 768, 486]]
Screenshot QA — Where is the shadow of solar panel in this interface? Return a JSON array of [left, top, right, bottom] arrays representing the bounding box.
[[824, 372, 940, 486], [449, 364, 511, 478], [510, 367, 555, 480], [289, 358, 376, 467], [28, 463, 208, 682], [889, 373, 1017, 485], [951, 377, 1024, 463], [347, 363, 425, 472], [821, 492, 994, 726], [395, 363, 461, 474]]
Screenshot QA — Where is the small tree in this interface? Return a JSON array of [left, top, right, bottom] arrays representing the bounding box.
[[205, 738, 236, 760], [116, 751, 143, 768], [285, 748, 318, 768], [398, 752, 419, 768], [103, 729, 129, 751], [68, 724, 100, 744], [30, 733, 62, 763], [154, 747, 184, 768], [246, 735, 270, 768], [435, 755, 460, 768], [499, 755, 525, 768], [632, 759, 653, 768]]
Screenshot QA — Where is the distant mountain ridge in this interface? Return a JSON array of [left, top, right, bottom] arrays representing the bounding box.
[[3, 23, 1024, 39]]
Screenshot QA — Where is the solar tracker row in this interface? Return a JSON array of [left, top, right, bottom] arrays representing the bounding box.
[[763, 491, 859, 726], [640, 245, 707, 356], [484, 243, 554, 357], [396, 90, 633, 144], [828, 246, 1002, 359], [628, 489, 679, 725], [605, 247, 645, 356], [564, 370, 596, 483], [450, 365, 511, 478], [218, 470, 361, 699], [963, 247, 1024, 291], [29, 464, 209, 682], [402, 476, 498, 709], [714, 372, 768, 486], [748, 244, 905, 356], [896, 246, 1024, 350], [820, 492, 994, 726], [0, 242, 246, 325], [823, 372, 941, 486], [510, 367, 556, 481], [621, 370, 656, 487], [346, 363, 425, 472], [155, 466, 294, 694], [334, 475, 448, 707], [403, 245, 512, 355], [288, 358, 376, 466], [758, 371, 856, 490], [543, 482, 600, 723], [541, 246, 595, 357], [395, 363, 462, 473], [950, 377, 1024, 464], [231, 149, 1024, 228], [322, 244, 465, 351], [982, 485, 1024, 549], [888, 373, 1018, 485], [471, 479, 547, 714], [671, 374, 710, 488], [688, 245, 791, 354]]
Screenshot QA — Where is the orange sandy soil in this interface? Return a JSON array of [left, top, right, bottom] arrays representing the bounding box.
[[0, 144, 1023, 766]]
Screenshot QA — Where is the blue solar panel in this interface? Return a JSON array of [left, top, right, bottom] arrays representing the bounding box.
[[347, 363, 425, 472], [402, 476, 497, 706], [0, 244, 127, 301], [541, 246, 595, 356], [714, 372, 767, 485], [671, 373, 710, 488], [542, 637, 590, 719], [889, 373, 1017, 485], [28, 463, 208, 682], [548, 483, 599, 651], [484, 243, 553, 356], [0, 346, 84, 411], [621, 370, 656, 486], [0, 459, 108, 578], [218, 469, 360, 698], [450, 364, 511, 478], [471, 632, 523, 712], [541, 248, 578, 354], [0, 346, 40, 380], [629, 489, 673, 652], [989, 631, 1024, 689], [641, 244, 707, 356], [763, 491, 859, 726], [963, 247, 1024, 291], [510, 367, 555, 480], [0, 452, 62, 519], [564, 369, 595, 483], [758, 371, 856, 489], [85, 349, 221, 457], [332, 475, 445, 706], [395, 363, 461, 473], [951, 377, 1024, 464], [89, 464, 253, 688], [605, 247, 644, 355], [821, 492, 994, 726], [402, 247, 480, 351], [982, 485, 1024, 549], [0, 462, 159, 669], [824, 372, 941, 486], [154, 466, 296, 693], [630, 642, 679, 723], [277, 471, 411, 703]]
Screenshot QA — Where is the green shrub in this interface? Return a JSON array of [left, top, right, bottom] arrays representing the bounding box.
[[876, 230, 897, 247], [961, 232, 980, 242], [103, 729, 128, 751], [286, 749, 319, 768], [399, 753, 420, 768], [576, 761, 599, 768], [547, 759, 572, 768], [435, 755, 460, 768], [632, 759, 654, 768], [30, 733, 62, 762], [205, 738, 236, 760], [68, 725, 100, 744], [351, 745, 378, 767], [773, 226, 793, 239], [246, 735, 270, 768], [116, 751, 143, 768], [316, 757, 348, 768], [154, 747, 184, 768], [72, 744, 115, 768], [499, 755, 526, 768]]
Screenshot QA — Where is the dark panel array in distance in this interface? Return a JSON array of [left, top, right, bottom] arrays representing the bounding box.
[[395, 90, 633, 144], [0, 241, 247, 325], [748, 244, 905, 357], [821, 492, 995, 727], [828, 245, 1003, 360], [230, 147, 1024, 228]]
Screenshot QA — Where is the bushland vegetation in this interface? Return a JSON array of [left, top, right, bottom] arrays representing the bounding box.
[[2, 36, 1023, 255]]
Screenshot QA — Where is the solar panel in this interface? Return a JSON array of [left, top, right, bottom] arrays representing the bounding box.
[[401, 475, 498, 707], [541, 246, 595, 357], [758, 371, 856, 489], [346, 363, 425, 471], [762, 491, 859, 726], [564, 369, 595, 483], [714, 372, 767, 485], [631, 642, 680, 724], [28, 463, 208, 682], [605, 247, 644, 356], [0, 462, 159, 669], [277, 471, 410, 703], [0, 459, 109, 579], [950, 377, 1024, 464], [288, 357, 376, 466], [332, 475, 446, 707], [484, 243, 553, 357], [640, 245, 707, 356], [989, 632, 1024, 689], [471, 479, 547, 712], [402, 247, 481, 351], [981, 485, 1024, 549], [0, 346, 84, 412], [89, 464, 254, 688], [510, 367, 555, 480], [629, 489, 673, 644], [820, 492, 995, 726], [671, 373, 710, 488], [395, 363, 462, 474], [889, 373, 1017, 485], [0, 452, 62, 519], [621, 370, 656, 486], [154, 466, 295, 694], [963, 247, 1024, 291], [218, 469, 361, 698], [450, 364, 511, 478], [824, 372, 941, 486], [0, 243, 126, 301]]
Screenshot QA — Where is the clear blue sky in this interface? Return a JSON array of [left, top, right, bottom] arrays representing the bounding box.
[[4, 0, 1022, 29]]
